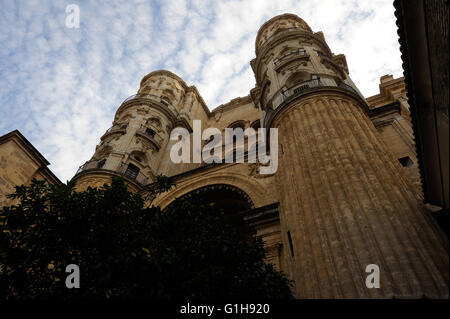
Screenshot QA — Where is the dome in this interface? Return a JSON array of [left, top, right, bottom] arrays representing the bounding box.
[[139, 70, 188, 90], [255, 13, 312, 54]]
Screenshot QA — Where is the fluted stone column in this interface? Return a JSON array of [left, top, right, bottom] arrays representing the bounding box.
[[272, 91, 448, 298]]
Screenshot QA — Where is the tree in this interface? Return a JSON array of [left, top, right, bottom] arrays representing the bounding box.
[[0, 177, 292, 299]]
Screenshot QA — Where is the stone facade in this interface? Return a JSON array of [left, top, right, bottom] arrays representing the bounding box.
[[69, 13, 448, 298], [0, 130, 61, 208]]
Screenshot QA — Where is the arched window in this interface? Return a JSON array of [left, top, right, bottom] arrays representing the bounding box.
[[146, 117, 162, 130], [285, 71, 311, 88], [145, 127, 156, 138], [250, 120, 261, 130], [130, 150, 148, 165], [228, 120, 246, 130]]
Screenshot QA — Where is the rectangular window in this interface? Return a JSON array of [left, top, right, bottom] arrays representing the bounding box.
[[124, 163, 140, 180]]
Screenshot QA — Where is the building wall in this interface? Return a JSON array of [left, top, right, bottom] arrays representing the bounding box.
[[367, 75, 423, 195], [70, 14, 448, 298], [0, 131, 60, 208]]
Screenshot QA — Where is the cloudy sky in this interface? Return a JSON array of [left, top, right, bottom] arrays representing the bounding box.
[[0, 0, 403, 182]]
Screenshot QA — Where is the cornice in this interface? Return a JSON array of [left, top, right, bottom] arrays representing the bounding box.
[[210, 95, 253, 115], [265, 86, 369, 130], [116, 98, 179, 126]]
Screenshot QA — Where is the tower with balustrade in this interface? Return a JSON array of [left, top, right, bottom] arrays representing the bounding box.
[[252, 13, 448, 298], [72, 70, 207, 191]]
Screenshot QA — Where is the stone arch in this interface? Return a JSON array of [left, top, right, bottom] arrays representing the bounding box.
[[129, 150, 148, 166], [250, 119, 261, 129], [130, 137, 156, 154], [285, 70, 311, 88], [247, 120, 260, 155], [176, 184, 254, 210], [152, 172, 270, 210], [165, 183, 259, 242], [145, 116, 162, 131], [227, 120, 246, 129]]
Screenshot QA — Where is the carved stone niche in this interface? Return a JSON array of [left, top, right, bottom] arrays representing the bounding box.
[[134, 136, 155, 154], [145, 117, 163, 132], [130, 150, 149, 166]]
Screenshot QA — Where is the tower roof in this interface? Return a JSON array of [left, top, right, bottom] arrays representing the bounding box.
[[140, 70, 189, 90], [255, 13, 312, 54]]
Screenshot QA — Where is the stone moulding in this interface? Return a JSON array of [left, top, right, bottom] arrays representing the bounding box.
[[264, 85, 369, 130]]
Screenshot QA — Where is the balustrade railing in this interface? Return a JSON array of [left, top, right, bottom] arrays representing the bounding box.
[[75, 159, 149, 186], [118, 163, 149, 186], [75, 159, 106, 175], [338, 82, 360, 96]]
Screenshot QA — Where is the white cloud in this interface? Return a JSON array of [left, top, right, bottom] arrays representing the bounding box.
[[0, 0, 404, 182]]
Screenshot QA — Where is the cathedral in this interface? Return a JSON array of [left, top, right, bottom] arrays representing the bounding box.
[[1, 13, 448, 298]]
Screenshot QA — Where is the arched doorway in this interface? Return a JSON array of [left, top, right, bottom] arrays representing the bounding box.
[[167, 184, 256, 241], [161, 182, 284, 272]]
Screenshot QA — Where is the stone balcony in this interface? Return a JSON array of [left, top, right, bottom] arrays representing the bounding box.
[[75, 158, 150, 187], [136, 126, 164, 150]]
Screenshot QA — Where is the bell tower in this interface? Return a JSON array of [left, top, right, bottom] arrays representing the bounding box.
[[252, 14, 448, 298], [72, 70, 193, 191]]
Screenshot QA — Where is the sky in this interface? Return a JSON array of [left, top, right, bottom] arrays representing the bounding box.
[[0, 0, 404, 182]]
